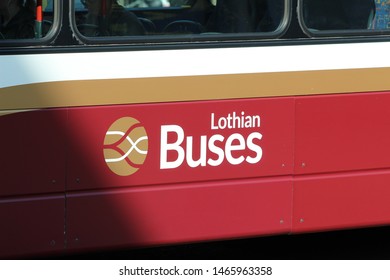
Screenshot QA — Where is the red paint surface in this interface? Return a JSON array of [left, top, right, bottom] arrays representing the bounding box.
[[2, 92, 390, 256], [293, 170, 390, 233], [292, 92, 390, 233], [66, 177, 293, 251], [0, 195, 64, 258], [295, 92, 390, 174], [66, 98, 295, 190], [0, 110, 67, 197]]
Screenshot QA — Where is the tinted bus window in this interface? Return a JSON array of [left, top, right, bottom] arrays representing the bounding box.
[[0, 0, 55, 40], [300, 0, 390, 34], [74, 0, 286, 38]]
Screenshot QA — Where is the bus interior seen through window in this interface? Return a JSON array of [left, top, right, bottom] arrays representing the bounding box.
[[0, 0, 54, 40], [74, 0, 286, 37], [3, 0, 390, 41], [301, 0, 390, 32]]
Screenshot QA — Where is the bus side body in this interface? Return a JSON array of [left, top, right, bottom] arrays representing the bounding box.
[[1, 0, 390, 257]]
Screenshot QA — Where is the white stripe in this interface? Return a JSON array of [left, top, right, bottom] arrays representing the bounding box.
[[0, 41, 388, 89], [105, 131, 148, 163]]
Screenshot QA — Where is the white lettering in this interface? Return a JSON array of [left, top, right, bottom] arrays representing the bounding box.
[[160, 125, 185, 169], [225, 133, 246, 165], [207, 134, 225, 166], [161, 113, 263, 170], [246, 132, 263, 164], [218, 117, 227, 129], [211, 111, 261, 130], [211, 113, 218, 130], [186, 136, 207, 168]]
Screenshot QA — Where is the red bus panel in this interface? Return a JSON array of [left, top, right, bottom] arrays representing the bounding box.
[[4, 91, 390, 256], [295, 92, 390, 175], [293, 170, 390, 233], [66, 98, 295, 190], [293, 91, 390, 233], [65, 98, 295, 251], [0, 110, 67, 196], [66, 177, 292, 252], [0, 195, 64, 258]]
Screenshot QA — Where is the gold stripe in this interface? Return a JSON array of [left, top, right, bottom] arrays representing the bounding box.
[[0, 110, 34, 117], [1, 68, 389, 110]]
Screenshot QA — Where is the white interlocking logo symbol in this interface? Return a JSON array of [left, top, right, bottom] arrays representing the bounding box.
[[103, 117, 148, 176]]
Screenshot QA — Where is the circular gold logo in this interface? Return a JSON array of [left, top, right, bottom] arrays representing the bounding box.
[[103, 117, 148, 176]]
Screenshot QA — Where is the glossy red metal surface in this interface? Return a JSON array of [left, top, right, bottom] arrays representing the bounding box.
[[293, 170, 390, 233], [0, 195, 64, 258], [3, 91, 390, 256], [66, 177, 293, 251], [295, 92, 390, 175], [293, 92, 390, 232], [0, 110, 67, 196], [0, 109, 67, 257], [64, 97, 295, 251], [66, 98, 295, 191]]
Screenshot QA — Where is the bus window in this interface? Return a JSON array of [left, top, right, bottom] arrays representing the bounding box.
[[74, 0, 286, 38], [370, 0, 390, 29], [0, 0, 55, 40], [299, 0, 390, 34], [207, 0, 285, 33]]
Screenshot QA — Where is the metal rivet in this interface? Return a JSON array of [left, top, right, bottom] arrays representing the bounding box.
[[52, 180, 56, 184], [50, 240, 56, 246], [280, 219, 284, 224], [300, 218, 304, 223], [76, 178, 80, 183], [301, 163, 306, 168]]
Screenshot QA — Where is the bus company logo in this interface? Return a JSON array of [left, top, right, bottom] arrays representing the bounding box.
[[103, 117, 148, 176]]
